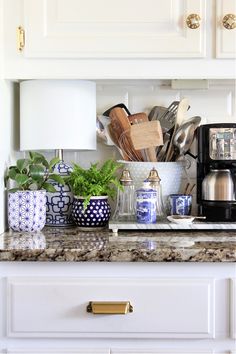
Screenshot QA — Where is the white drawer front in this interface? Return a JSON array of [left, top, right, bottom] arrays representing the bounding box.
[[7, 277, 215, 339]]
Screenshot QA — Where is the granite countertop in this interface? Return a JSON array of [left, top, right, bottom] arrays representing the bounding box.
[[0, 227, 235, 262]]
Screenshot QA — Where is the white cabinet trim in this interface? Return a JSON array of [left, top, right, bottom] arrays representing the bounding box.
[[230, 278, 236, 339], [111, 350, 214, 353], [5, 349, 110, 354]]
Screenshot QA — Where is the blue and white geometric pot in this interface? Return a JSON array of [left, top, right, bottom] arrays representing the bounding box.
[[8, 190, 46, 232], [72, 196, 111, 228]]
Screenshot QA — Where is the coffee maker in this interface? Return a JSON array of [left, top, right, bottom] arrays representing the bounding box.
[[197, 123, 236, 221]]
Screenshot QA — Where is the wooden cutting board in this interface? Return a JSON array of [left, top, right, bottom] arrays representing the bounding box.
[[130, 120, 163, 161]]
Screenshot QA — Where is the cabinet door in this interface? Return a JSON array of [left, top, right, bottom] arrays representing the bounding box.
[[22, 0, 206, 58], [216, 0, 236, 58]]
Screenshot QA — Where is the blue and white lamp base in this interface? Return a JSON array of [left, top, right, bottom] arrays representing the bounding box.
[[46, 160, 74, 227]]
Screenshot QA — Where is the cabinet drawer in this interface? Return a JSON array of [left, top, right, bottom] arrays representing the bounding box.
[[7, 277, 215, 339]]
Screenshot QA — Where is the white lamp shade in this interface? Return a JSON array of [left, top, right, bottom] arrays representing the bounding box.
[[20, 80, 96, 151]]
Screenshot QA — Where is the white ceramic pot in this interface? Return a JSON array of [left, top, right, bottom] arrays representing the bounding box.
[[118, 161, 184, 206]]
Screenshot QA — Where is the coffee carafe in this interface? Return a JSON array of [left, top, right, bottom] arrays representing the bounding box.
[[197, 124, 236, 221]]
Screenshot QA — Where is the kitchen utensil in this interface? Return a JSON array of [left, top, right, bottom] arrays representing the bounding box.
[[96, 118, 107, 143], [202, 169, 235, 201], [129, 120, 163, 162], [129, 112, 159, 161], [148, 106, 167, 121], [167, 215, 206, 224], [96, 116, 125, 159], [156, 131, 171, 162], [172, 116, 201, 160], [109, 107, 143, 161], [97, 115, 114, 146], [165, 98, 189, 162], [183, 182, 190, 195], [103, 103, 131, 117], [157, 101, 180, 133], [128, 112, 148, 125]]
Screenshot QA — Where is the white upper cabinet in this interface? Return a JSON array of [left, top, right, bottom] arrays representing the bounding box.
[[2, 0, 236, 79], [23, 0, 206, 58], [216, 0, 236, 58]]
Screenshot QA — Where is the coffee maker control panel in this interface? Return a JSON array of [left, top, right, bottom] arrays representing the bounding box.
[[210, 127, 236, 160]]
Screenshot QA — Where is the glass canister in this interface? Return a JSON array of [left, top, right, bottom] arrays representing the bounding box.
[[147, 167, 166, 219], [113, 169, 135, 221], [136, 181, 157, 224]]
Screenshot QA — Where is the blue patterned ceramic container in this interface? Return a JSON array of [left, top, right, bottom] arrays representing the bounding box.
[[72, 196, 111, 228], [46, 161, 74, 227], [136, 185, 157, 224], [169, 194, 192, 215], [8, 190, 46, 232]]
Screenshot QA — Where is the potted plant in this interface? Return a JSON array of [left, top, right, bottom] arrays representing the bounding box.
[[5, 151, 64, 232], [65, 160, 122, 228]]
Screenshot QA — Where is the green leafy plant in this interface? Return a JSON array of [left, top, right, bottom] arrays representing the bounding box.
[[5, 151, 65, 193], [65, 159, 122, 208]]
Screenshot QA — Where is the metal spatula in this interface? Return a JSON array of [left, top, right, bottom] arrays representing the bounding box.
[[157, 101, 179, 132]]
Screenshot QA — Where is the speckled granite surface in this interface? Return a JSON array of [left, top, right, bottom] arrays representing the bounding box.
[[0, 227, 235, 262]]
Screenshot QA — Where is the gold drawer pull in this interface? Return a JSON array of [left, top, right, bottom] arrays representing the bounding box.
[[222, 14, 236, 30], [186, 14, 201, 29], [87, 301, 133, 314]]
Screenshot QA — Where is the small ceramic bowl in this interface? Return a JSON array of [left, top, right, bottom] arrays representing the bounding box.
[[167, 215, 206, 224]]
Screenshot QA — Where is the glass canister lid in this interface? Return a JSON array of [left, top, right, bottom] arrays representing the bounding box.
[[119, 169, 133, 185], [147, 167, 161, 183]]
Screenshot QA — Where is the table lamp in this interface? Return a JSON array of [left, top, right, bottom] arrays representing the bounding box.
[[20, 80, 96, 227]]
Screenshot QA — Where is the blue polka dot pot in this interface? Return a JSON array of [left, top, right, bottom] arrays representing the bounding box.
[[72, 196, 111, 228], [8, 190, 46, 232]]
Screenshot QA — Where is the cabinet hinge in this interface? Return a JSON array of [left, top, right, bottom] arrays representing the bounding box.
[[17, 26, 25, 51]]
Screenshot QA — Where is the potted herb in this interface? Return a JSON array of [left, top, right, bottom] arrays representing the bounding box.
[[5, 151, 64, 232], [65, 160, 122, 228]]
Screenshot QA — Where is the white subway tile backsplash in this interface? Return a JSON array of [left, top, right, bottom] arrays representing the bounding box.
[[129, 88, 180, 114], [77, 79, 236, 168], [17, 80, 236, 179], [181, 89, 234, 123], [96, 85, 128, 114]]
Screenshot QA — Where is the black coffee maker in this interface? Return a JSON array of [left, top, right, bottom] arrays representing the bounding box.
[[197, 123, 236, 221]]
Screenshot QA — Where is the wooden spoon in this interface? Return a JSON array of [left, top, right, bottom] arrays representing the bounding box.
[[109, 107, 143, 161]]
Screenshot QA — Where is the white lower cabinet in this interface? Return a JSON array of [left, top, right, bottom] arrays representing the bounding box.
[[1, 262, 235, 352], [7, 277, 214, 339]]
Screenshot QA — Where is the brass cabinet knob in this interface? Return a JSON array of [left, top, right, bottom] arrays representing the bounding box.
[[87, 301, 133, 314], [186, 14, 201, 29], [222, 14, 236, 30]]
